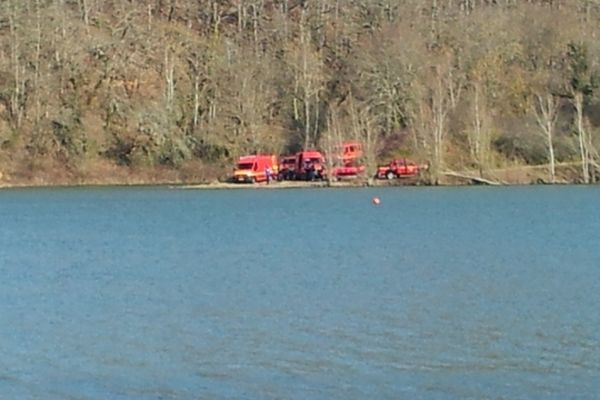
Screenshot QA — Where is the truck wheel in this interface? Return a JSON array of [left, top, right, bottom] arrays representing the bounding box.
[[386, 171, 396, 180]]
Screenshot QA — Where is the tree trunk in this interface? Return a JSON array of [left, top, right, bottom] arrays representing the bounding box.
[[300, 6, 311, 148], [533, 93, 559, 183], [574, 93, 590, 183], [432, 70, 446, 184], [8, 1, 23, 128], [80, 0, 89, 25], [164, 48, 175, 113], [34, 0, 42, 126]]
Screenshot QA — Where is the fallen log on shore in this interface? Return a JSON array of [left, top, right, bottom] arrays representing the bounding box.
[[442, 171, 504, 186]]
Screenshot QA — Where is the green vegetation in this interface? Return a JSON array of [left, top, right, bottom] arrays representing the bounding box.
[[2, 1, 600, 185]]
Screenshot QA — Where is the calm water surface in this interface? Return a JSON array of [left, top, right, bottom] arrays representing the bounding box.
[[0, 186, 599, 399]]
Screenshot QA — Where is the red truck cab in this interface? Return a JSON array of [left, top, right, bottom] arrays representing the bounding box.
[[278, 155, 297, 180], [340, 141, 363, 163], [295, 150, 326, 181]]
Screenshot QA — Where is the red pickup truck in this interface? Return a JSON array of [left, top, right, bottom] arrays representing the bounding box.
[[376, 159, 423, 179]]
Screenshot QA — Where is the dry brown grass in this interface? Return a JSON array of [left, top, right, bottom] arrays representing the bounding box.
[[0, 155, 589, 189]]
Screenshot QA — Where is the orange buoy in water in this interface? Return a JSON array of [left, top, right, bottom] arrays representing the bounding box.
[[372, 197, 381, 205]]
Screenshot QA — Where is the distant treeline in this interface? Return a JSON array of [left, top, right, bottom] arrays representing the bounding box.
[[1, 0, 600, 184]]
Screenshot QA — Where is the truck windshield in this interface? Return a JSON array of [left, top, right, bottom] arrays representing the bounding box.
[[237, 163, 254, 170]]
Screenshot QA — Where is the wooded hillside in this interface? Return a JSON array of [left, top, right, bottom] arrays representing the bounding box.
[[2, 0, 600, 185]]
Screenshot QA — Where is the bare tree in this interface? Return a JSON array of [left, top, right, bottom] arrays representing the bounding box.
[[467, 82, 493, 177], [286, 4, 326, 149], [6, 0, 25, 129], [533, 93, 560, 183], [573, 92, 591, 183], [424, 61, 462, 183], [348, 94, 379, 183]]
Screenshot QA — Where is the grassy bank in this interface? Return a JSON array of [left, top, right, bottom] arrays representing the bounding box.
[[0, 160, 588, 190], [180, 165, 585, 190]]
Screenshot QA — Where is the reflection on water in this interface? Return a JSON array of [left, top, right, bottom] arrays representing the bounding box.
[[0, 186, 599, 399]]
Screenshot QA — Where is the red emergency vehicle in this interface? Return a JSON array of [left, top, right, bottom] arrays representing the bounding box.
[[233, 155, 278, 183], [331, 141, 365, 178], [277, 155, 297, 181], [295, 150, 326, 181], [376, 159, 422, 179]]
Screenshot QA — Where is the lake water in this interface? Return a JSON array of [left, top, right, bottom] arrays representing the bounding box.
[[0, 186, 599, 399]]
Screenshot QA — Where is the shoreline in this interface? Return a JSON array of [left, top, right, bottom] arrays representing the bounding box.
[[0, 161, 589, 190], [0, 160, 588, 190], [0, 178, 415, 191], [0, 177, 589, 191]]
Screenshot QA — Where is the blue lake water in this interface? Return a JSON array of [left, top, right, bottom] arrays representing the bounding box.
[[0, 185, 599, 399]]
